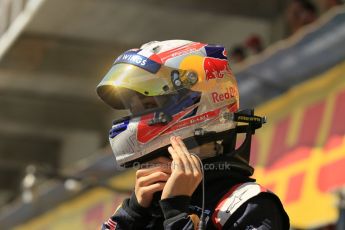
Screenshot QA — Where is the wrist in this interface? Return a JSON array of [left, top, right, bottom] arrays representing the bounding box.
[[128, 192, 151, 215], [159, 195, 191, 219]]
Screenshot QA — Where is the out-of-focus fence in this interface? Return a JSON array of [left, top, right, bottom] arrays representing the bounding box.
[[0, 0, 28, 36], [0, 0, 44, 61]]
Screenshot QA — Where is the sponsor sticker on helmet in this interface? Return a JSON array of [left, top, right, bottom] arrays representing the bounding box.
[[114, 51, 161, 73], [211, 87, 236, 103]]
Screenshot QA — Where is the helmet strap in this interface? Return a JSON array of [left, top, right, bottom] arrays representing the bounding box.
[[221, 109, 266, 172], [202, 109, 266, 176]]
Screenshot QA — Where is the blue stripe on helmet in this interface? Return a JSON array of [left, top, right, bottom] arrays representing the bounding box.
[[205, 45, 227, 60], [109, 119, 129, 139]]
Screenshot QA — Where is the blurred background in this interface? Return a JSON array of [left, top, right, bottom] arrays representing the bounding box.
[[0, 0, 345, 229]]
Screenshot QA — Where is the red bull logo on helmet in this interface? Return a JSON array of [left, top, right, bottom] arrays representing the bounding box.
[[204, 58, 232, 81]]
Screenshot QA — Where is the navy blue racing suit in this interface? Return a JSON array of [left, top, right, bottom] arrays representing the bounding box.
[[102, 168, 290, 229]]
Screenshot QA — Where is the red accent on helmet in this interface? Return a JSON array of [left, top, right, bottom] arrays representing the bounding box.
[[136, 107, 196, 144], [157, 42, 206, 63]]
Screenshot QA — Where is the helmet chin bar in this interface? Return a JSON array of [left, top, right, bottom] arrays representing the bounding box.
[[122, 109, 266, 176]]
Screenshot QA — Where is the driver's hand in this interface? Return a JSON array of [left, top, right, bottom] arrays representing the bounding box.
[[134, 157, 172, 207], [161, 136, 202, 199]]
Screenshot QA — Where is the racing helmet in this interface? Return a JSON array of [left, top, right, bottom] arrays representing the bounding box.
[[97, 40, 241, 167]]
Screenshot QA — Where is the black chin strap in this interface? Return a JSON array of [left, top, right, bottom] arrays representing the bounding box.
[[201, 109, 266, 176], [223, 109, 266, 162]]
